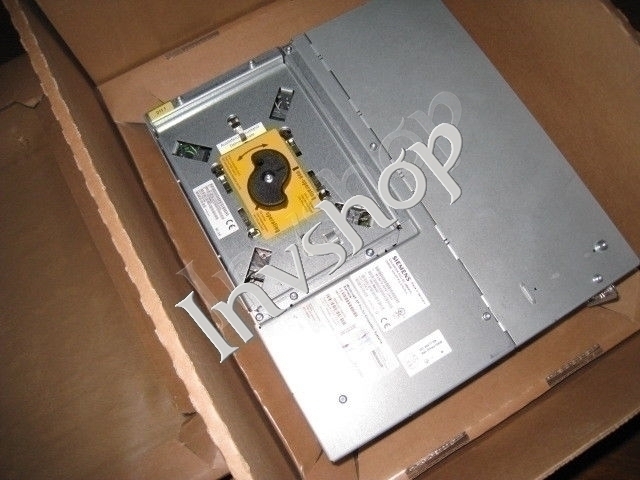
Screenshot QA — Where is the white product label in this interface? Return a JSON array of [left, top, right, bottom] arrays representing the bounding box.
[[216, 122, 267, 154], [192, 180, 238, 239], [302, 279, 399, 380], [351, 250, 430, 332], [398, 329, 452, 377]]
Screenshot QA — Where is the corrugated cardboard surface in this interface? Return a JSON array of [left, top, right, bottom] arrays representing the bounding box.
[[35, 0, 274, 83], [425, 332, 640, 480], [5, 1, 298, 477], [0, 55, 228, 480], [5, 0, 640, 479]]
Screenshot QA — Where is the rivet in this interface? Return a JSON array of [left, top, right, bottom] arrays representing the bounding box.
[[482, 312, 492, 321], [255, 313, 264, 322], [593, 240, 608, 252], [369, 142, 378, 151], [592, 274, 603, 284], [289, 292, 299, 301], [284, 45, 293, 55], [365, 248, 375, 257], [338, 395, 348, 404]]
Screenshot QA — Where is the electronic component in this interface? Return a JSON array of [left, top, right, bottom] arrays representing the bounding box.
[[237, 207, 260, 238], [247, 149, 291, 208], [307, 170, 330, 200], [227, 114, 246, 141], [244, 247, 273, 284], [335, 202, 373, 227], [173, 141, 211, 162], [270, 87, 295, 121], [211, 163, 232, 193]]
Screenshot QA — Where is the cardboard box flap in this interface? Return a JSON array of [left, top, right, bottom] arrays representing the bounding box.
[[99, 0, 365, 124], [7, 0, 298, 478], [0, 54, 42, 109], [0, 59, 225, 480], [422, 331, 640, 480], [604, 268, 639, 320], [34, 0, 275, 84], [179, 413, 229, 472]]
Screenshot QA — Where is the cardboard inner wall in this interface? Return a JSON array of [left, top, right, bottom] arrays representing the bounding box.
[[34, 0, 276, 83], [425, 332, 640, 480], [7, 0, 640, 478], [5, 1, 300, 479], [0, 55, 228, 480]]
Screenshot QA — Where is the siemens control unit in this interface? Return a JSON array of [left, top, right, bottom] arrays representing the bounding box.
[[147, 0, 639, 461]]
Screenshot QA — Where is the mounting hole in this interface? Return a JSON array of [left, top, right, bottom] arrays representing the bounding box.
[[338, 394, 348, 404]]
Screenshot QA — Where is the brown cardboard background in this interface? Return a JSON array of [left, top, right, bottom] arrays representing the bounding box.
[[5, 0, 640, 478], [35, 0, 274, 83], [99, 0, 365, 124], [5, 1, 300, 477], [0, 55, 227, 480]]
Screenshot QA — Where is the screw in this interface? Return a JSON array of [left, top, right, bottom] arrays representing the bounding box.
[[338, 394, 348, 404], [365, 248, 375, 257], [255, 313, 264, 322], [289, 292, 298, 301], [593, 240, 608, 252], [369, 142, 378, 151], [263, 172, 275, 183], [592, 274, 603, 284], [482, 312, 492, 321]]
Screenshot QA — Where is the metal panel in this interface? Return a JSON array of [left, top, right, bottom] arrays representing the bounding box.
[[304, 0, 638, 344], [148, 0, 638, 462]]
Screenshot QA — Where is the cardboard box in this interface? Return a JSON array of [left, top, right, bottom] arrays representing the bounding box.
[[5, 0, 639, 478], [0, 55, 229, 480]]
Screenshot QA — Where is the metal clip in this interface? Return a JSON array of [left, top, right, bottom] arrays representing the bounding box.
[[586, 284, 619, 307], [227, 114, 246, 141]]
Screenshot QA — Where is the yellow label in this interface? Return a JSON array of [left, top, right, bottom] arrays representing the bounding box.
[[147, 101, 175, 123], [220, 129, 319, 239]]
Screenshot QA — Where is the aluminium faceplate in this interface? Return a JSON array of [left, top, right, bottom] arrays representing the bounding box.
[[301, 0, 639, 344], [148, 0, 638, 463], [148, 49, 419, 311]]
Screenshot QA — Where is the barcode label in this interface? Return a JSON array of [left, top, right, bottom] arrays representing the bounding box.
[[303, 279, 399, 380], [398, 329, 452, 377], [216, 122, 267, 154], [192, 180, 238, 239]]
